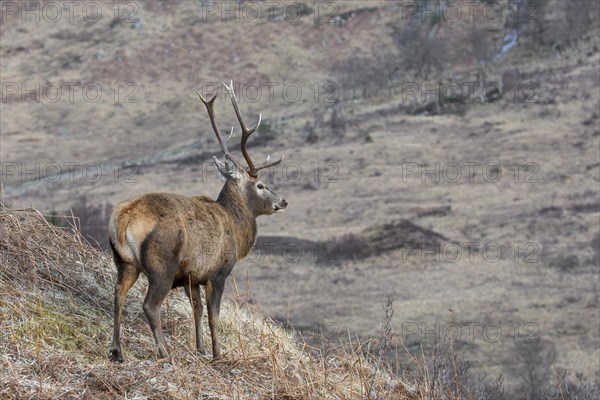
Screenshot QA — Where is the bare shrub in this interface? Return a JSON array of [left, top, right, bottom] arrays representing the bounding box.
[[403, 338, 500, 399], [332, 55, 381, 99], [470, 26, 495, 64], [70, 196, 114, 250], [522, 0, 599, 50], [510, 339, 558, 398], [546, 371, 600, 400], [368, 297, 396, 399], [390, 14, 448, 79], [328, 105, 347, 137]]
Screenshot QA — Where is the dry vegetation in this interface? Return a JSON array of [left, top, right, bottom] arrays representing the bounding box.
[[1, 205, 598, 398], [0, 204, 415, 399]]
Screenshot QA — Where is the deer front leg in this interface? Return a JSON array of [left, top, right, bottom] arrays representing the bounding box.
[[205, 278, 225, 360], [184, 283, 206, 354]]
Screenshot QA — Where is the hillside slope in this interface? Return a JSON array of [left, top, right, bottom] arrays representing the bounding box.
[[0, 205, 410, 399]]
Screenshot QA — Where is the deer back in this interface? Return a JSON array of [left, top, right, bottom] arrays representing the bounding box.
[[109, 191, 255, 286]]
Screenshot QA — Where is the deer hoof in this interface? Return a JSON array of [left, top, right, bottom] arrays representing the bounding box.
[[108, 348, 124, 362]]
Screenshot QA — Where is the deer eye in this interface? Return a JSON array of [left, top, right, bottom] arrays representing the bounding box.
[[257, 183, 264, 189]]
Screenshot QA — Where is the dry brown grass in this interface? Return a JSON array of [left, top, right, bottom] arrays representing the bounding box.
[[0, 204, 415, 399]]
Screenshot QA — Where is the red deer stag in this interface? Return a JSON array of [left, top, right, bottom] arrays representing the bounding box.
[[108, 81, 287, 361]]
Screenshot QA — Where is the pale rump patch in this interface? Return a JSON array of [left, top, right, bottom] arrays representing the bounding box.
[[110, 200, 156, 263]]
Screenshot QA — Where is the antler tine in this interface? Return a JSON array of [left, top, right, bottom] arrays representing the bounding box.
[[222, 80, 284, 176], [197, 91, 231, 157], [222, 80, 263, 176], [255, 154, 285, 172]]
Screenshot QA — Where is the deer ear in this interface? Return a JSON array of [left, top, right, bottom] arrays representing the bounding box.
[[213, 155, 245, 181]]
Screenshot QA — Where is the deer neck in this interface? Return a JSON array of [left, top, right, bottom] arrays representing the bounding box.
[[216, 179, 257, 260]]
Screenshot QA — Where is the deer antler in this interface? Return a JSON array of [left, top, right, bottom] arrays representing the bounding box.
[[197, 91, 235, 160], [222, 80, 284, 177]]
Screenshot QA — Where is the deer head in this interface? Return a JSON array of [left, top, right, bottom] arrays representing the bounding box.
[[197, 81, 288, 216]]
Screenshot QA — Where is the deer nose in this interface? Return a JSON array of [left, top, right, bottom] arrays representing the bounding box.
[[281, 199, 288, 208]]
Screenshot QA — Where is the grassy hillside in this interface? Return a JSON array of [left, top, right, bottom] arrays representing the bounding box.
[[1, 205, 598, 399], [0, 204, 411, 399]]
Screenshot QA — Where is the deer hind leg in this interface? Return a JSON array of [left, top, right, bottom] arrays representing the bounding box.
[[143, 276, 173, 360], [139, 228, 181, 360], [184, 283, 206, 354], [205, 278, 225, 360], [109, 257, 140, 362]]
